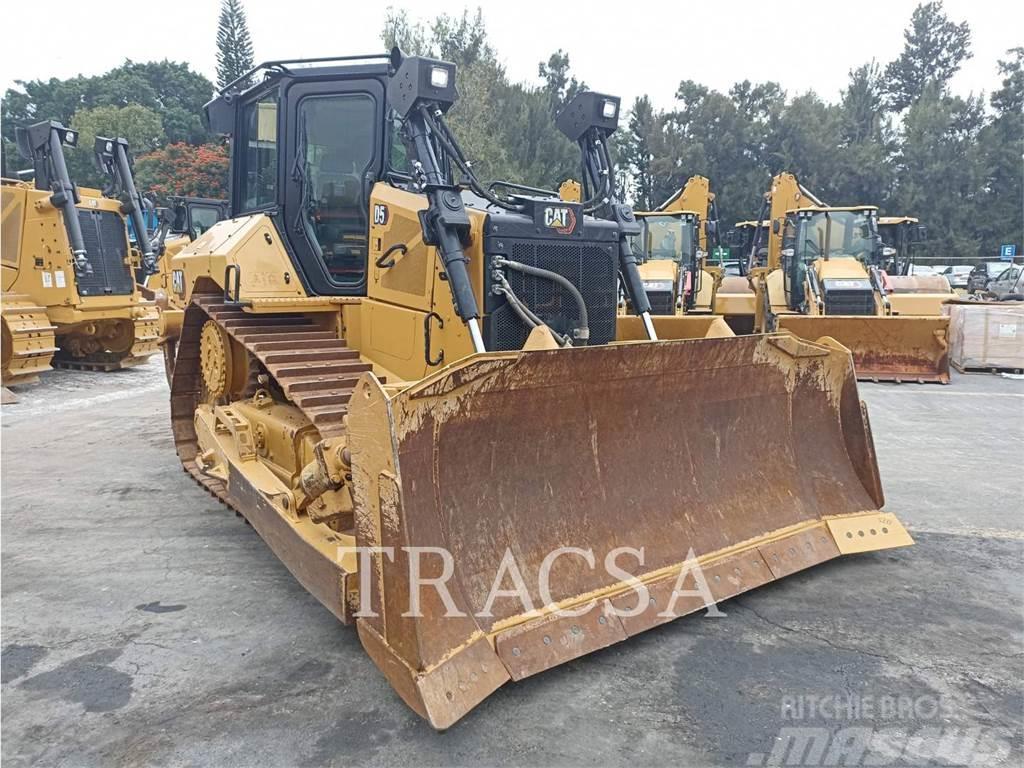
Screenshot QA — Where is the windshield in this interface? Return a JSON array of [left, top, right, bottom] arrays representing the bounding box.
[[631, 214, 695, 263], [878, 224, 898, 249], [789, 211, 879, 263]]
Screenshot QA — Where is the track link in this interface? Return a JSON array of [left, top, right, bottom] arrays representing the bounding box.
[[2, 294, 58, 385], [52, 304, 161, 372], [171, 293, 368, 510]]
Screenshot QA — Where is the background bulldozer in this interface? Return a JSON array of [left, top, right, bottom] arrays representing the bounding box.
[[747, 173, 950, 383], [159, 50, 911, 729], [1, 122, 159, 386]]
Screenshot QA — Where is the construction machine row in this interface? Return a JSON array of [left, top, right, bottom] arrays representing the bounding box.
[[4, 49, 941, 728]]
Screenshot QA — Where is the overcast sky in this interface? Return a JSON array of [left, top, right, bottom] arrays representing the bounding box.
[[1, 0, 1020, 111]]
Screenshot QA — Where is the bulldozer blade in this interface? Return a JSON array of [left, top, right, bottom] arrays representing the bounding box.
[[345, 332, 911, 729], [776, 315, 950, 384]]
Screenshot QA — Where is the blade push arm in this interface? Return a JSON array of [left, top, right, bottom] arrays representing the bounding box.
[[95, 137, 157, 276], [557, 92, 657, 340]]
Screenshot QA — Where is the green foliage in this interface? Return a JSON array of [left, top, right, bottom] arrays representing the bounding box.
[[66, 104, 164, 187], [216, 0, 256, 90], [2, 59, 219, 195], [380, 7, 581, 190], [884, 1, 972, 111], [974, 48, 1024, 257], [621, 2, 1012, 260]]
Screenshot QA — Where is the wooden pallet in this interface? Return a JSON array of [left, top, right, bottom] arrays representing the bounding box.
[[951, 361, 1024, 375]]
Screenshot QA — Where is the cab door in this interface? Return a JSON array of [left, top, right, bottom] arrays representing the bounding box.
[[281, 77, 386, 297]]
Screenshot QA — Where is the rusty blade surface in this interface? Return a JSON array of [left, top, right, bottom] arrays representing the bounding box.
[[346, 332, 892, 728], [776, 315, 950, 383]]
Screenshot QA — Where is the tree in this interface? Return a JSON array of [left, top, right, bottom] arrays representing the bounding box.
[[834, 62, 895, 207], [68, 104, 164, 186], [135, 143, 230, 200], [620, 96, 657, 209], [378, 9, 583, 191], [975, 48, 1024, 257], [216, 0, 255, 90], [2, 61, 215, 147], [884, 1, 972, 110], [892, 83, 986, 256]]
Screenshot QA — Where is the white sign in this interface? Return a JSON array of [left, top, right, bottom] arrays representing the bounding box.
[[41, 271, 53, 288], [54, 270, 66, 288]]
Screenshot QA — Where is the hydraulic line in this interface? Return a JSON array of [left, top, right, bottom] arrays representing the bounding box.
[[494, 257, 589, 342]]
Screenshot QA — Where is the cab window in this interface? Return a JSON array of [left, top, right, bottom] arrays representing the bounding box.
[[190, 205, 222, 237], [296, 93, 376, 286], [242, 94, 279, 210]]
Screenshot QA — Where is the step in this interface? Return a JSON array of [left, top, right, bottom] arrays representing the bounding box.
[[283, 375, 369, 393], [270, 361, 372, 379], [237, 330, 339, 345], [260, 349, 359, 365], [220, 317, 311, 329], [291, 389, 355, 408], [248, 338, 348, 352], [304, 405, 346, 426]]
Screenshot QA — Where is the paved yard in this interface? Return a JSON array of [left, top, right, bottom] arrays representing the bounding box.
[[2, 362, 1021, 767]]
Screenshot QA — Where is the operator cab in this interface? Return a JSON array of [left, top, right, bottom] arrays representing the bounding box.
[[780, 205, 880, 314], [207, 55, 400, 296], [629, 211, 702, 314], [206, 53, 639, 351], [877, 216, 927, 275]]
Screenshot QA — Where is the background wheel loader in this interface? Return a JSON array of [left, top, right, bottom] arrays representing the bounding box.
[[619, 176, 734, 339], [745, 173, 951, 383], [1, 122, 159, 386], [875, 215, 957, 314], [159, 50, 911, 729]]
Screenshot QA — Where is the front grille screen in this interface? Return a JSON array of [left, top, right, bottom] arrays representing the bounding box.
[[646, 290, 675, 315], [486, 239, 617, 350], [75, 209, 134, 296]]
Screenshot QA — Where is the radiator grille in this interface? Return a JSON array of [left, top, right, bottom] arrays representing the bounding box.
[[486, 239, 617, 350], [822, 279, 876, 315], [75, 209, 134, 296], [646, 290, 675, 315]]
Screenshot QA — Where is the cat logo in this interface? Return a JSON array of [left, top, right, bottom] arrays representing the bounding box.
[[172, 269, 185, 296], [542, 206, 577, 235]]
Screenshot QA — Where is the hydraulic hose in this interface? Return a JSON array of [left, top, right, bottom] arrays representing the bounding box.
[[492, 271, 571, 347], [494, 257, 590, 342]]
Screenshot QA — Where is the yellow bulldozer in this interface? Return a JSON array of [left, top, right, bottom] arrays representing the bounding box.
[[158, 50, 911, 728], [745, 173, 950, 383], [1, 122, 160, 386], [145, 196, 229, 298]]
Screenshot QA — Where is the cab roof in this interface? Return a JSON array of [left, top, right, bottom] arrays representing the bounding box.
[[635, 210, 699, 219], [785, 204, 879, 215], [878, 216, 919, 225]]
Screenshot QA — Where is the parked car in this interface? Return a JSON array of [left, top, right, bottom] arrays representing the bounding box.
[[908, 264, 937, 276], [985, 265, 1024, 300], [940, 265, 973, 289], [967, 262, 1007, 293]]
